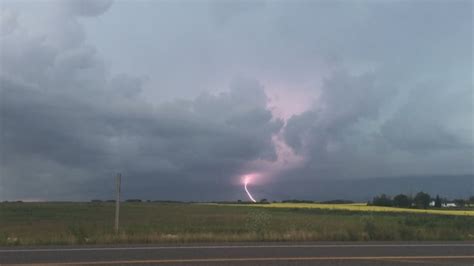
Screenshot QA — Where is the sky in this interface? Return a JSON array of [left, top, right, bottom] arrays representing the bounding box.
[[0, 0, 472, 201]]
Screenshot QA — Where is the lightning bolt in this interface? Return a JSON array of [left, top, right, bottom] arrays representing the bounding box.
[[244, 179, 257, 203]]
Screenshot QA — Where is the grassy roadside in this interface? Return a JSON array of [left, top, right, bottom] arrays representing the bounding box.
[[0, 202, 473, 246]]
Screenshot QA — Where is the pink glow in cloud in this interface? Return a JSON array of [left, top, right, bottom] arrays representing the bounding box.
[[242, 134, 305, 181], [263, 80, 318, 121], [239, 82, 312, 200], [239, 133, 306, 201]]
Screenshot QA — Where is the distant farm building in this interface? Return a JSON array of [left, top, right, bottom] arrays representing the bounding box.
[[429, 201, 457, 208], [443, 202, 457, 208]]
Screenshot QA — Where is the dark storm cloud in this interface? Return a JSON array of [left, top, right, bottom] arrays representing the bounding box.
[[282, 68, 472, 180], [1, 71, 281, 200], [0, 0, 472, 200], [1, 73, 281, 201], [0, 1, 281, 200], [284, 70, 392, 154], [382, 83, 473, 152], [275, 0, 473, 181]]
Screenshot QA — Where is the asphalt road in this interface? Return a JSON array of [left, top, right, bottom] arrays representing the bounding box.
[[1, 242, 473, 266]]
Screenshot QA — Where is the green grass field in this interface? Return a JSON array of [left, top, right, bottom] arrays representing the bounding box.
[[1, 202, 473, 246]]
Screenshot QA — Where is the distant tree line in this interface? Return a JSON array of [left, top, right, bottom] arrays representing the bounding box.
[[85, 195, 474, 208], [281, 199, 315, 203], [281, 199, 354, 204], [89, 199, 188, 203], [370, 192, 474, 209], [321, 199, 354, 204]]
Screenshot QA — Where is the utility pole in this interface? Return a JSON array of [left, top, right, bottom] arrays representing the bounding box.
[[114, 173, 121, 234]]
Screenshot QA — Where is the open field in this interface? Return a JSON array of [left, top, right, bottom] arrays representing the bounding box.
[[0, 202, 473, 246], [244, 203, 474, 216]]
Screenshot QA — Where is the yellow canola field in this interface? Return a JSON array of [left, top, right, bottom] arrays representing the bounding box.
[[251, 203, 474, 216]]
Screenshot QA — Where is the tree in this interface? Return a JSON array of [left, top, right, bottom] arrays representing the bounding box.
[[453, 199, 466, 208], [434, 195, 442, 208], [414, 192, 431, 209], [469, 196, 474, 205], [126, 199, 142, 203], [393, 194, 411, 208], [372, 194, 393, 207]]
